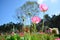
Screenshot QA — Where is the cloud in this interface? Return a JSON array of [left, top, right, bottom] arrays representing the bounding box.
[[37, 0, 58, 4], [55, 11, 60, 15], [52, 11, 60, 16], [50, 0, 58, 3], [37, 0, 45, 4]]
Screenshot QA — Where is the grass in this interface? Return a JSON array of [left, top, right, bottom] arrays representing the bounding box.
[[0, 33, 59, 40]]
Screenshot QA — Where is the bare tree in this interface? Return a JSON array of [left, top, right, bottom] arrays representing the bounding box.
[[16, 1, 40, 25]]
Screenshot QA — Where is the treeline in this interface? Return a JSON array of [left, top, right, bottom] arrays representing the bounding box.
[[0, 14, 60, 33], [0, 22, 23, 33], [37, 14, 60, 32]]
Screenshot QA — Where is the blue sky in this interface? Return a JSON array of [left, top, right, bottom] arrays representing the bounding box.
[[0, 0, 60, 25]]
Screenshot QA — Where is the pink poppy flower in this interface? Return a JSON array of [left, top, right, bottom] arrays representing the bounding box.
[[31, 16, 41, 24], [55, 38, 60, 40], [39, 4, 48, 12]]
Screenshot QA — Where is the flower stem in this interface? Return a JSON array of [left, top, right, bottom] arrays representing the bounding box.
[[34, 23, 36, 33], [13, 26, 15, 32], [42, 12, 45, 32], [42, 19, 44, 32]]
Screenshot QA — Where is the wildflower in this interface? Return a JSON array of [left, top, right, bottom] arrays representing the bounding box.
[[31, 16, 41, 24], [55, 38, 60, 40], [39, 4, 48, 12], [20, 32, 24, 37]]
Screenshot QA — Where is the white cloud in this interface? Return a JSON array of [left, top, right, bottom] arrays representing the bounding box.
[[52, 11, 60, 16], [50, 0, 58, 3], [37, 0, 45, 4], [37, 0, 58, 4], [55, 11, 60, 15]]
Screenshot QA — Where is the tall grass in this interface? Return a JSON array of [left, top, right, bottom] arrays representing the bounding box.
[[0, 33, 59, 40]]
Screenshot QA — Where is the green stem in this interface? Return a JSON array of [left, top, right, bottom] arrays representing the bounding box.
[[42, 19, 44, 32], [13, 26, 15, 32], [34, 23, 36, 33], [42, 12, 45, 32]]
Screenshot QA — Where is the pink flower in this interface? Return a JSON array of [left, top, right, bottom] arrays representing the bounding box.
[[11, 32, 15, 36], [55, 38, 60, 40], [20, 32, 24, 37], [31, 16, 41, 24], [39, 4, 48, 12]]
